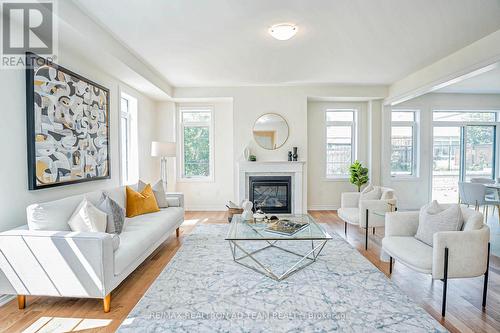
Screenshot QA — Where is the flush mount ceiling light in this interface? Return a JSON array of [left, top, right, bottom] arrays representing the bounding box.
[[269, 23, 298, 41]]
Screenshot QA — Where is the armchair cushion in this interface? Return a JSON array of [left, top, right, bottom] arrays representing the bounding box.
[[359, 186, 381, 202], [337, 208, 359, 225], [415, 201, 463, 246], [382, 236, 432, 274]]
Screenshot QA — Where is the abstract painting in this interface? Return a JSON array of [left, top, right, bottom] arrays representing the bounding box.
[[26, 53, 110, 190]]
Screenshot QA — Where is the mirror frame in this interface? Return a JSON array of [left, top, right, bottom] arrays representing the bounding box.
[[252, 113, 289, 150]]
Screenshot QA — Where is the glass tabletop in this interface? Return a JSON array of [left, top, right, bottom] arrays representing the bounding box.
[[226, 214, 332, 241]]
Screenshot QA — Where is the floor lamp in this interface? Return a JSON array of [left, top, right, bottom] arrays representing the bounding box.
[[151, 141, 176, 192]]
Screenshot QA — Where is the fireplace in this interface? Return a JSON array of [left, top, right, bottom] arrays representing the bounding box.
[[249, 176, 292, 214]]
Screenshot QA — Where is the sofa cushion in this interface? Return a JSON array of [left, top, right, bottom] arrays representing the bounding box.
[[138, 180, 169, 208], [126, 185, 161, 218], [416, 201, 463, 246], [27, 191, 101, 231], [97, 194, 125, 234], [114, 207, 183, 275], [337, 207, 359, 225], [68, 198, 107, 232], [382, 236, 432, 274]]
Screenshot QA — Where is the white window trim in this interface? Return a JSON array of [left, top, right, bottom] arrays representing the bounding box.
[[119, 92, 139, 186], [177, 105, 215, 182], [324, 109, 358, 180], [390, 109, 419, 179]]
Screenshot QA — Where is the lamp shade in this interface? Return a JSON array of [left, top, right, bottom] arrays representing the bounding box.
[[151, 141, 176, 157]]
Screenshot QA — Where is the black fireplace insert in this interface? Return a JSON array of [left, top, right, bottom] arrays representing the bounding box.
[[249, 176, 292, 214]]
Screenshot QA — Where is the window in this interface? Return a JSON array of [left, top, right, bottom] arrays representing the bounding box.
[[433, 111, 496, 122], [120, 93, 138, 185], [391, 110, 418, 177], [179, 106, 214, 180], [325, 109, 356, 178]]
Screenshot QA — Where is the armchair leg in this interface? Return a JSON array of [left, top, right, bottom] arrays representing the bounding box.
[[365, 209, 369, 251], [17, 295, 25, 309], [483, 242, 491, 308], [103, 293, 111, 313], [176, 227, 180, 238], [372, 227, 375, 235], [344, 221, 347, 236], [389, 256, 393, 275], [442, 247, 449, 317]]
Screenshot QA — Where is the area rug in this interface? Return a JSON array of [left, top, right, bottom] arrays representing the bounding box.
[[118, 224, 446, 332]]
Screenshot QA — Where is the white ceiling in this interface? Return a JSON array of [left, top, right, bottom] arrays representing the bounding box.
[[437, 66, 500, 94], [74, 0, 500, 87]]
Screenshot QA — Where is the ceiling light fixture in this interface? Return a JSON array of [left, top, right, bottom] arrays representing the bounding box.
[[269, 23, 298, 41]]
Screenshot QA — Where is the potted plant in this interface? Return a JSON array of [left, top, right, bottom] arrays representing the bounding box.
[[349, 160, 369, 192]]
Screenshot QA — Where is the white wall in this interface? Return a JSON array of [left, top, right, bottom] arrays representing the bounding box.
[[174, 86, 387, 211], [382, 93, 500, 209], [155, 100, 235, 210], [0, 48, 159, 232]]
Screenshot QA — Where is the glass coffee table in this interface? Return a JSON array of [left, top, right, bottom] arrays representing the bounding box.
[[225, 214, 332, 281]]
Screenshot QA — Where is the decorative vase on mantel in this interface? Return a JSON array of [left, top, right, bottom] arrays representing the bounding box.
[[288, 151, 293, 161], [292, 147, 298, 161]]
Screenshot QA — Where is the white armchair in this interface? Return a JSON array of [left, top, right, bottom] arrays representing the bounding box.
[[337, 186, 397, 250], [381, 206, 490, 317]]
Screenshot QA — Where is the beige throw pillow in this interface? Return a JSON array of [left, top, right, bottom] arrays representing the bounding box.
[[68, 198, 107, 232], [137, 180, 169, 208], [359, 185, 381, 201], [415, 201, 463, 246]]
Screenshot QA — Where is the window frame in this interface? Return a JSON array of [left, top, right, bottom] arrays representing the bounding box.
[[177, 106, 215, 182], [324, 109, 357, 180], [119, 92, 138, 186], [390, 109, 419, 179]]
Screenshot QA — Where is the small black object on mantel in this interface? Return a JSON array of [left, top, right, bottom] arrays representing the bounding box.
[[292, 147, 298, 161], [288, 151, 293, 161]]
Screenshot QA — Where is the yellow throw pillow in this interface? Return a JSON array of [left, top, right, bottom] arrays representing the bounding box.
[[126, 184, 160, 218]]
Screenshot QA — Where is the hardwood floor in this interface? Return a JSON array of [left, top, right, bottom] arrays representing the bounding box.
[[0, 210, 498, 333]]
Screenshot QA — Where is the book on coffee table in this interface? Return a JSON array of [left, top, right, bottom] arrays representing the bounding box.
[[265, 219, 309, 236]]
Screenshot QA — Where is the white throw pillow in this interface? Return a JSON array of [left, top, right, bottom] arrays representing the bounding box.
[[415, 201, 463, 246], [68, 198, 107, 232], [360, 185, 381, 201]]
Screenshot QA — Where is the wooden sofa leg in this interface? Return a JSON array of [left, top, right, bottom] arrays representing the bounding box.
[[103, 294, 111, 313], [483, 242, 491, 308], [17, 295, 25, 309], [442, 247, 449, 317], [176, 227, 180, 238]]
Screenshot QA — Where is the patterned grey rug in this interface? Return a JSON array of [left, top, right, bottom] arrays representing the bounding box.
[[118, 224, 446, 332]]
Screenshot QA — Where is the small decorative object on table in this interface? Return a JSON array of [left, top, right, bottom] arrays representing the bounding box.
[[249, 154, 257, 162], [292, 147, 298, 161], [253, 209, 266, 221], [288, 151, 293, 161], [241, 200, 254, 220]]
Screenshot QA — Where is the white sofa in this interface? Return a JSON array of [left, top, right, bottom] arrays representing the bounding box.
[[337, 186, 397, 249], [381, 205, 490, 317], [0, 186, 184, 312]]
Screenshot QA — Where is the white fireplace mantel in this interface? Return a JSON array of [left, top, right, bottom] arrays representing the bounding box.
[[236, 161, 305, 214]]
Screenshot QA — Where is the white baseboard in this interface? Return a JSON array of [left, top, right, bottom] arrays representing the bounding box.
[[307, 204, 339, 211], [0, 294, 14, 307]]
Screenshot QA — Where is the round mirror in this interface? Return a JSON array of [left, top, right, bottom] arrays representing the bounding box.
[[253, 113, 289, 150]]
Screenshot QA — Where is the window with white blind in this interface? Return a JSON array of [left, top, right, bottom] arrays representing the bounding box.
[[391, 110, 418, 177], [178, 106, 214, 181], [325, 109, 357, 178]]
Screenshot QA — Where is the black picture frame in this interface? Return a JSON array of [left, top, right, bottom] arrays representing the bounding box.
[[26, 52, 111, 190]]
